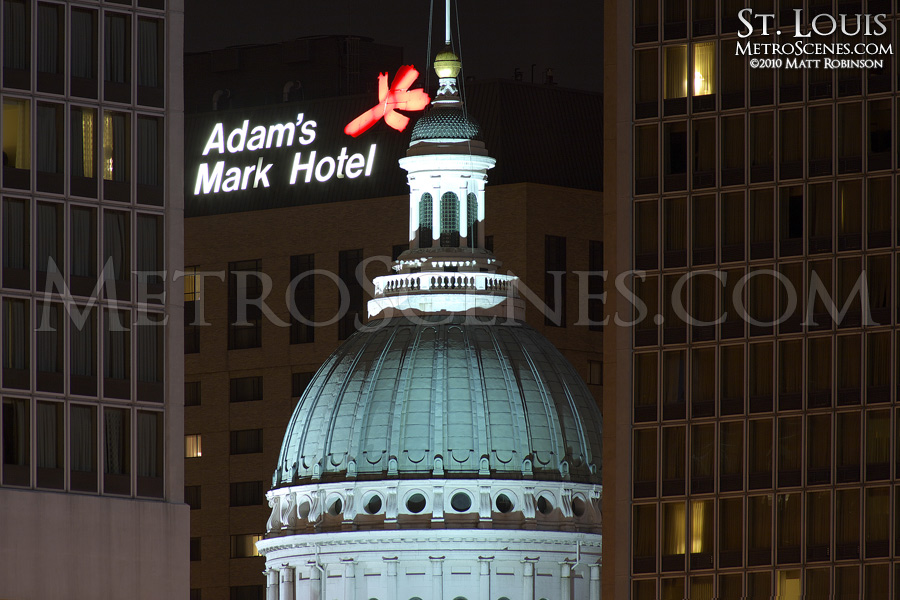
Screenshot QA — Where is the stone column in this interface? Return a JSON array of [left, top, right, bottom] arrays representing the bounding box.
[[431, 556, 445, 600], [266, 568, 279, 600], [589, 564, 601, 600], [308, 562, 322, 600], [559, 562, 572, 600], [478, 556, 493, 600], [279, 567, 294, 600], [522, 558, 537, 600], [342, 559, 356, 600], [384, 556, 399, 599], [459, 185, 468, 247]]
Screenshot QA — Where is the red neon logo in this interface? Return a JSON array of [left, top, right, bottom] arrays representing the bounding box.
[[344, 65, 430, 137]]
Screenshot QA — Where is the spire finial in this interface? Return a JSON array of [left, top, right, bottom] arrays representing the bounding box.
[[445, 0, 451, 46]]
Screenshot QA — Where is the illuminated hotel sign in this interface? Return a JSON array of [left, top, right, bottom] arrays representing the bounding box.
[[344, 66, 430, 137], [192, 66, 428, 197]]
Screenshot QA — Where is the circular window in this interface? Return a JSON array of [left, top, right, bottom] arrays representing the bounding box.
[[536, 495, 553, 515], [364, 494, 383, 515], [450, 492, 472, 512], [572, 496, 586, 517], [406, 493, 427, 513], [297, 500, 311, 519], [327, 497, 343, 516], [495, 493, 514, 513]]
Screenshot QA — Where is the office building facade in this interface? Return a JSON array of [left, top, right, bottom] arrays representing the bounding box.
[[604, 2, 899, 599], [0, 0, 188, 597]]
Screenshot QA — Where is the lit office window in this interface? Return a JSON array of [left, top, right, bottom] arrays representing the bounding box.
[[185, 434, 202, 458], [71, 107, 97, 184], [230, 534, 263, 558], [692, 42, 715, 96], [776, 570, 801, 600], [103, 111, 130, 182], [2, 99, 31, 181]]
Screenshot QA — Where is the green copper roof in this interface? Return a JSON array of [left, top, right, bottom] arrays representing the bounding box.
[[273, 316, 602, 487], [410, 105, 483, 142]]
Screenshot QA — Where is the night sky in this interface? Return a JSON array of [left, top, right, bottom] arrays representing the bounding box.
[[184, 1, 603, 92]]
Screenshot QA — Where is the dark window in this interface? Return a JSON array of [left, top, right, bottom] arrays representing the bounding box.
[[338, 250, 363, 340], [190, 537, 201, 561], [230, 585, 264, 600], [184, 266, 200, 354], [544, 235, 566, 327], [228, 260, 262, 349], [230, 429, 263, 455], [588, 240, 604, 331], [2, 398, 30, 486], [292, 372, 314, 397], [392, 244, 408, 261], [185, 485, 201, 510], [439, 192, 460, 247], [70, 8, 97, 99], [137, 18, 164, 106], [103, 13, 131, 102], [289, 254, 314, 344], [190, 590, 201, 600], [418, 193, 433, 248], [3, 0, 30, 89], [230, 481, 264, 507], [185, 381, 201, 407], [484, 235, 494, 252], [230, 376, 262, 403]]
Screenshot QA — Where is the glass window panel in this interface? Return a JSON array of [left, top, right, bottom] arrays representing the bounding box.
[[2, 98, 31, 170], [692, 41, 715, 95], [664, 45, 688, 99]]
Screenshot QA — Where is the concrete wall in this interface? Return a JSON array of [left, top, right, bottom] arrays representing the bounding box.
[[0, 489, 188, 599]]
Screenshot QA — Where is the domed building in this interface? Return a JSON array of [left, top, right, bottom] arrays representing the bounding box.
[[256, 31, 603, 600]]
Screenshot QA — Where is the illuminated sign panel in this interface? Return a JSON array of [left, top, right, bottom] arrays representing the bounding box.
[[194, 113, 378, 195], [344, 66, 430, 137], [184, 66, 431, 217]]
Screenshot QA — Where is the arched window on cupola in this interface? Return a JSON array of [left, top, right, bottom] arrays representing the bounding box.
[[440, 192, 460, 247], [418, 193, 433, 248], [466, 192, 478, 248]]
